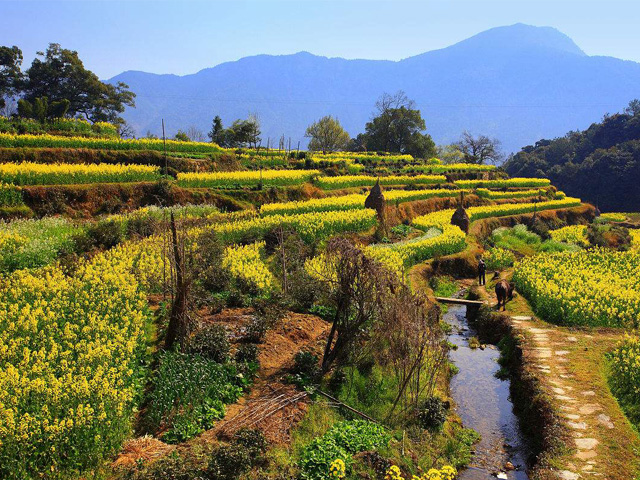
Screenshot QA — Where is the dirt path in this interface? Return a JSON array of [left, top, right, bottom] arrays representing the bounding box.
[[476, 279, 640, 480]]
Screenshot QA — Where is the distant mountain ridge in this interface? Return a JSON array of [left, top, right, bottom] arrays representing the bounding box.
[[109, 24, 640, 152]]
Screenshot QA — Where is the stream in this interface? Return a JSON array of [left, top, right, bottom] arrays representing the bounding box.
[[444, 304, 530, 480]]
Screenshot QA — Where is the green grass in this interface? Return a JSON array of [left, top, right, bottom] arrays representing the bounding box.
[[489, 224, 578, 256], [0, 217, 81, 272]]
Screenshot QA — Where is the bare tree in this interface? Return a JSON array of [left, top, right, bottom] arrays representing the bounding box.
[[375, 287, 447, 417], [186, 125, 206, 142], [455, 131, 503, 165], [312, 238, 396, 373], [165, 212, 193, 350]]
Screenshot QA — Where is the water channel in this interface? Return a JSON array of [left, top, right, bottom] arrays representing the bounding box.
[[444, 304, 530, 480]]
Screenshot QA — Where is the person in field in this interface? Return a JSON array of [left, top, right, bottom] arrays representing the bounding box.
[[478, 258, 486, 286]]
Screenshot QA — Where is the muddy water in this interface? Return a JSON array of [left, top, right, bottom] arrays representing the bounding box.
[[445, 304, 530, 480]]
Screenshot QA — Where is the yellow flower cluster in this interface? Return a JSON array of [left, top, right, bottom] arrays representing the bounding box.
[[309, 152, 414, 164], [609, 334, 640, 398], [402, 163, 496, 174], [514, 248, 640, 328], [0, 238, 161, 478], [0, 132, 223, 154], [549, 225, 588, 246], [260, 189, 467, 216], [177, 169, 320, 188], [412, 197, 582, 231], [0, 161, 161, 185], [455, 178, 551, 189], [375, 225, 466, 268], [202, 208, 378, 244], [329, 458, 346, 479], [630, 229, 640, 250], [222, 242, 274, 291], [600, 212, 628, 222], [475, 188, 548, 199], [385, 465, 457, 480], [316, 175, 446, 189]]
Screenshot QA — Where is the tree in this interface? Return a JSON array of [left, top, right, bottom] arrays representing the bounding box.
[[310, 238, 395, 373], [186, 125, 205, 142], [17, 97, 70, 122], [208, 115, 224, 144], [455, 131, 503, 165], [436, 144, 466, 164], [174, 130, 190, 141], [22, 44, 135, 125], [362, 91, 436, 158], [0, 46, 23, 110], [305, 115, 350, 153], [625, 99, 640, 117]]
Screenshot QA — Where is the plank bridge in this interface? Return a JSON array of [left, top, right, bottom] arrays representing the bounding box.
[[435, 297, 486, 316]]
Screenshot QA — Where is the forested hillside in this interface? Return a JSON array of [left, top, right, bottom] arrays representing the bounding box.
[[504, 101, 640, 212]]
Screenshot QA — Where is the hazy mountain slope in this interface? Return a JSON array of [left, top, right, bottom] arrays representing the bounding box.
[[109, 24, 640, 152]]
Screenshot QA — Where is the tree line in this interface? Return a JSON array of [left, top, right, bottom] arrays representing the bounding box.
[[504, 100, 640, 212], [201, 90, 503, 162]]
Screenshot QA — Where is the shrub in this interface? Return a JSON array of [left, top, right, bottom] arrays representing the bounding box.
[[206, 445, 251, 480], [145, 352, 244, 443], [188, 324, 230, 363], [84, 219, 126, 249], [233, 428, 268, 459], [292, 351, 321, 382], [484, 247, 515, 270], [299, 420, 390, 480], [417, 396, 448, 431], [235, 343, 260, 364]]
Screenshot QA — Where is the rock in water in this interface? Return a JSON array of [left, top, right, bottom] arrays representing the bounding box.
[[451, 205, 470, 233], [365, 179, 385, 217]]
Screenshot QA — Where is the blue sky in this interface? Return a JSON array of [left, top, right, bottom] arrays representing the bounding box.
[[2, 0, 639, 79]]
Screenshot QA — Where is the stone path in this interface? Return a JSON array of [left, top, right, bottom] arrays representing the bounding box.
[[509, 315, 610, 479]]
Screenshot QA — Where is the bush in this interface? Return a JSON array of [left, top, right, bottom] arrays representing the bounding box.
[[84, 219, 126, 249], [299, 420, 390, 480], [292, 351, 321, 382], [484, 247, 515, 270], [235, 343, 259, 364], [243, 316, 269, 343], [417, 396, 448, 431], [234, 428, 268, 458], [145, 352, 244, 443], [188, 324, 230, 363], [206, 445, 251, 480]]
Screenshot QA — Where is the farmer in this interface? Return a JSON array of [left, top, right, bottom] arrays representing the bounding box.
[[478, 258, 486, 286]]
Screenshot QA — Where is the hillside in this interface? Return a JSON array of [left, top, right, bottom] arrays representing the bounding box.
[[504, 102, 640, 212], [109, 24, 640, 152]]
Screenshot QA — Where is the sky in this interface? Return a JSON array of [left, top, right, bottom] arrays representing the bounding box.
[[1, 0, 639, 79]]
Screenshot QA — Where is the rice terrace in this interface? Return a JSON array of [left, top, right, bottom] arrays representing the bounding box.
[[1, 2, 640, 480]]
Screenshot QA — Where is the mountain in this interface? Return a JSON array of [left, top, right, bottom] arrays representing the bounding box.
[[109, 24, 640, 153]]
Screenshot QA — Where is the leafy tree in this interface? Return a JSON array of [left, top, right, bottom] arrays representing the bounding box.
[[0, 46, 23, 109], [208, 115, 224, 144], [454, 131, 503, 165], [17, 97, 70, 122], [209, 115, 261, 148], [361, 91, 436, 158], [504, 99, 640, 212], [436, 144, 466, 164], [22, 43, 135, 126], [174, 130, 190, 141], [305, 115, 350, 153]]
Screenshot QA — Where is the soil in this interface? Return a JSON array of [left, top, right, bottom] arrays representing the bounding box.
[[113, 308, 330, 468]]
